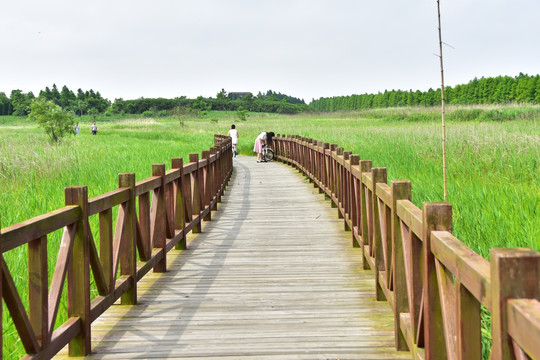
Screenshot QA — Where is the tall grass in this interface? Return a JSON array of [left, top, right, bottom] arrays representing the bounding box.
[[1, 105, 538, 358]]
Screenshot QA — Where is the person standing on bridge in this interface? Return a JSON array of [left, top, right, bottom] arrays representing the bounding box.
[[227, 124, 239, 157], [253, 131, 267, 163]]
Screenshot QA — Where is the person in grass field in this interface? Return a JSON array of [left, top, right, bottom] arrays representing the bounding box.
[[227, 124, 239, 157], [91, 121, 98, 135]]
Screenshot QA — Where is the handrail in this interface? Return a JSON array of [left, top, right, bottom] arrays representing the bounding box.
[[0, 134, 233, 359], [273, 134, 540, 360]]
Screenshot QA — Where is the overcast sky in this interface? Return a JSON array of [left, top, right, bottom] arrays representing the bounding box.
[[2, 0, 539, 103]]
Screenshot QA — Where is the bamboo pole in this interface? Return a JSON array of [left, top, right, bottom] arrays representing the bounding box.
[[437, 0, 448, 202]]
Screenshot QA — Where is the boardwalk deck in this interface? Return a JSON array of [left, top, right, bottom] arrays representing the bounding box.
[[56, 156, 411, 359]]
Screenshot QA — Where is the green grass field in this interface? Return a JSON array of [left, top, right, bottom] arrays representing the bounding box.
[[1, 105, 538, 358]]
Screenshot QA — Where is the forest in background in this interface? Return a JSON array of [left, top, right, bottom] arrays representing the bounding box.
[[1, 73, 539, 117], [310, 73, 540, 112]]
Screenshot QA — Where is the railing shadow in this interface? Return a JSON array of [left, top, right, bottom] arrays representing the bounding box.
[[86, 161, 251, 358]]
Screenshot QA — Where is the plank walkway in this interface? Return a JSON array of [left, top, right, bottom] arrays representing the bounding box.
[[57, 156, 411, 359]]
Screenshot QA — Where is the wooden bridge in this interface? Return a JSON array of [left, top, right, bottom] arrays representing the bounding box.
[[1, 135, 539, 359]]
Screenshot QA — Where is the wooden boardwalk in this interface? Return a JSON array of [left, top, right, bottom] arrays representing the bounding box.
[[57, 156, 411, 359]]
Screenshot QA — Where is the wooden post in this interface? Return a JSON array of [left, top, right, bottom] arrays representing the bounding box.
[[322, 143, 329, 192], [343, 151, 352, 230], [65, 186, 91, 356], [190, 154, 202, 233], [202, 150, 212, 221], [350, 155, 360, 247], [391, 180, 411, 350], [422, 202, 452, 360], [335, 148, 344, 214], [28, 235, 48, 347], [210, 148, 218, 211], [152, 164, 167, 273], [99, 208, 114, 290], [312, 139, 318, 186], [372, 167, 387, 301], [165, 172, 175, 240], [172, 158, 186, 250], [457, 281, 481, 359], [214, 145, 222, 203], [330, 145, 338, 208], [119, 173, 137, 304], [359, 160, 372, 269], [491, 248, 540, 360]]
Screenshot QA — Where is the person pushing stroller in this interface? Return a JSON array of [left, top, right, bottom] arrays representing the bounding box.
[[254, 131, 275, 163]]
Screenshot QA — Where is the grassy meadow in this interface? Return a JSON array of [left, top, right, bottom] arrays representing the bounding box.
[[1, 105, 539, 358]]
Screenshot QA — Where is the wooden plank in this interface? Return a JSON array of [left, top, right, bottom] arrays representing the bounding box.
[[507, 299, 540, 359], [2, 256, 40, 353], [67, 156, 411, 359], [1, 206, 80, 252], [376, 183, 392, 208], [27, 317, 81, 360], [431, 230, 491, 310], [88, 188, 130, 216], [183, 162, 197, 175], [164, 168, 181, 184], [396, 200, 423, 239], [48, 224, 76, 336], [134, 176, 161, 197]]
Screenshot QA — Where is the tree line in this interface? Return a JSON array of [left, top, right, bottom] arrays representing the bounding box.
[[0, 86, 308, 117], [3, 74, 539, 117], [309, 73, 540, 112], [111, 90, 308, 115], [0, 84, 110, 116]]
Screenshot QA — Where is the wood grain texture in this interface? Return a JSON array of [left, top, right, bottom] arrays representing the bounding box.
[[55, 156, 410, 359]]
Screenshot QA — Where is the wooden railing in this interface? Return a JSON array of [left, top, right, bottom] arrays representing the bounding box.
[[273, 134, 540, 360], [0, 135, 233, 359]]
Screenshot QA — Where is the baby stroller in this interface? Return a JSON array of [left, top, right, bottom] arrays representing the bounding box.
[[262, 132, 275, 162]]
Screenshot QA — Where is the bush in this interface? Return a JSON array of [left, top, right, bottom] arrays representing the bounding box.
[[28, 99, 75, 143], [142, 110, 153, 118], [157, 110, 168, 117], [236, 108, 249, 121]]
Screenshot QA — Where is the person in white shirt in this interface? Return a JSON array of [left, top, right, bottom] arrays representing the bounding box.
[[227, 124, 239, 157]]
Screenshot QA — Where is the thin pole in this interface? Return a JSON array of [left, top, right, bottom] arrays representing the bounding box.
[[437, 0, 448, 202]]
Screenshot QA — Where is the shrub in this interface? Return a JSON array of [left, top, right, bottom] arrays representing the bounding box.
[[28, 99, 75, 143], [236, 107, 249, 121], [142, 110, 153, 118]]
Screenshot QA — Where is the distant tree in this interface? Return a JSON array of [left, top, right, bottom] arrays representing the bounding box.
[[60, 85, 76, 109], [266, 93, 278, 102], [192, 96, 211, 117], [28, 99, 75, 143], [50, 84, 61, 105], [70, 99, 87, 116], [87, 107, 98, 120], [0, 92, 12, 115], [216, 89, 228, 110], [10, 90, 34, 116]]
